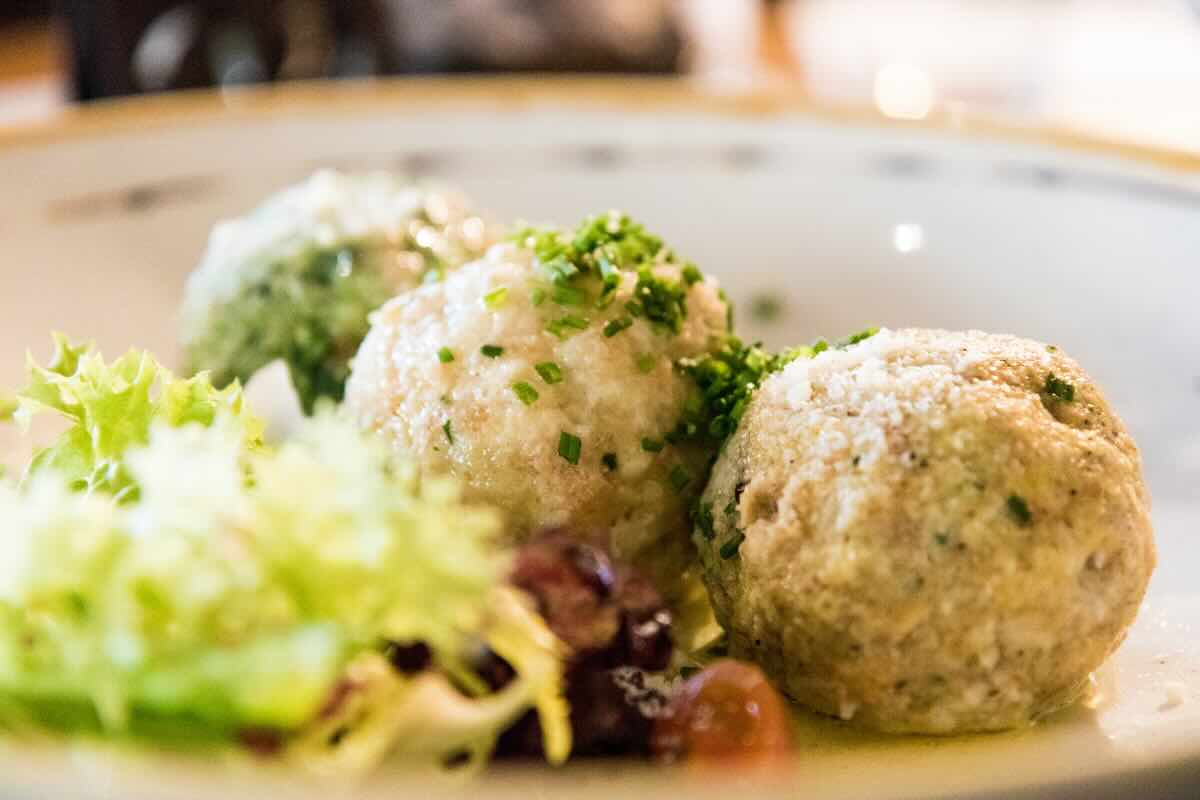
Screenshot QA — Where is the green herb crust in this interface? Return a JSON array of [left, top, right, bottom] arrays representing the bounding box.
[[184, 244, 390, 414], [184, 195, 488, 415]]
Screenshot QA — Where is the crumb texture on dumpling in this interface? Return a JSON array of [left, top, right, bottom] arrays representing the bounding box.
[[345, 237, 730, 602], [697, 327, 1155, 733]]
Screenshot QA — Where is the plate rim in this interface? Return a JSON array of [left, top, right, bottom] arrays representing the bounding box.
[[3, 73, 1198, 799], [3, 75, 1199, 176]]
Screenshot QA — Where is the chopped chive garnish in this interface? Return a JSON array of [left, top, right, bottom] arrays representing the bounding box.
[[541, 258, 579, 285], [530, 287, 548, 306], [723, 498, 737, 516], [641, 437, 664, 453], [1044, 373, 1075, 403], [669, 465, 691, 493], [553, 284, 588, 307], [535, 361, 564, 384], [558, 432, 582, 465], [442, 419, 454, 444], [838, 327, 879, 348], [636, 353, 657, 374], [1007, 494, 1033, 527], [598, 257, 621, 287], [481, 344, 504, 358], [719, 530, 746, 559], [720, 287, 734, 330], [483, 286, 509, 309], [681, 264, 703, 287], [811, 339, 829, 355], [546, 315, 590, 339], [632, 266, 688, 334], [602, 452, 618, 472], [603, 317, 634, 338], [512, 382, 539, 405], [437, 347, 455, 363]]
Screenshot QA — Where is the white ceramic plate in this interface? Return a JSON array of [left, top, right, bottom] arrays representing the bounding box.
[[1, 79, 1198, 800]]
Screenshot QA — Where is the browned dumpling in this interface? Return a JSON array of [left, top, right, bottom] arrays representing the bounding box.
[[696, 328, 1155, 733]]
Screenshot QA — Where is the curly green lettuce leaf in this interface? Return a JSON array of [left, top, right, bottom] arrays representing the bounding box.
[[14, 334, 261, 500], [0, 408, 570, 767]]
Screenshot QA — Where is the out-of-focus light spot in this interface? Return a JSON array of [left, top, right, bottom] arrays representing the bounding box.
[[461, 216, 486, 247], [892, 223, 924, 254], [424, 195, 450, 226], [132, 5, 198, 91], [873, 63, 936, 120], [415, 226, 439, 249]]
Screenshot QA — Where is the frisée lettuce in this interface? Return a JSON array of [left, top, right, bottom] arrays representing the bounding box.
[[13, 333, 262, 501], [0, 338, 570, 770]]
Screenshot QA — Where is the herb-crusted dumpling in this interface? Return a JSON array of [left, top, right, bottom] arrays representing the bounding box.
[[696, 328, 1155, 733], [345, 213, 731, 602], [181, 170, 496, 412]]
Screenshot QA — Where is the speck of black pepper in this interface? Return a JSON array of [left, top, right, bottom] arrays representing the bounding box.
[[852, 455, 862, 467]]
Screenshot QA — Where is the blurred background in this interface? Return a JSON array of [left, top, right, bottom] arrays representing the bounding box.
[[1, 1, 1200, 154]]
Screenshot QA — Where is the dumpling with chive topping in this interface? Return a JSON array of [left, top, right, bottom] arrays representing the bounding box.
[[695, 328, 1155, 733], [181, 170, 498, 413], [345, 212, 731, 603]]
